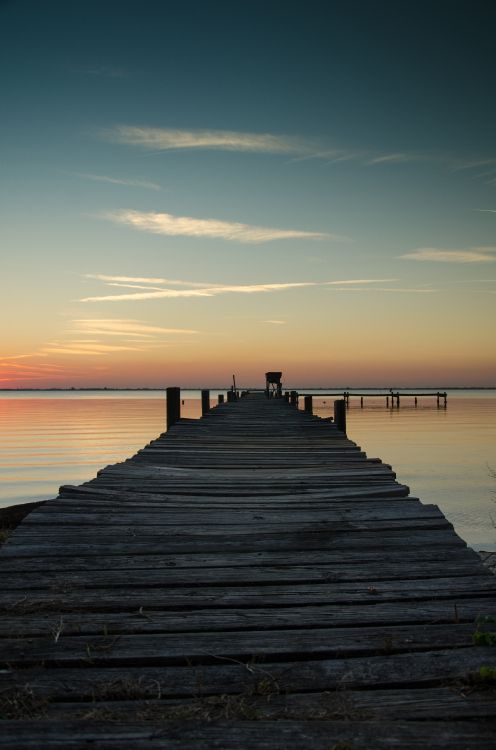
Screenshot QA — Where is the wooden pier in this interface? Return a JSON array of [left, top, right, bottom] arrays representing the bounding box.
[[0, 392, 495, 748]]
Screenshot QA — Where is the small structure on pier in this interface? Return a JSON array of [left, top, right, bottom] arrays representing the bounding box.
[[265, 371, 282, 398]]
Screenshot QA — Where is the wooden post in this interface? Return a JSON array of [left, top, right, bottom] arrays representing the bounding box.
[[290, 390, 298, 406], [284, 392, 290, 403], [304, 395, 313, 414], [396, 393, 400, 408], [226, 390, 235, 402], [218, 394, 224, 404], [444, 391, 447, 407], [166, 387, 180, 430], [386, 396, 389, 407], [201, 389, 210, 416], [437, 392, 440, 407], [334, 399, 346, 434], [414, 396, 418, 407], [360, 396, 363, 408]]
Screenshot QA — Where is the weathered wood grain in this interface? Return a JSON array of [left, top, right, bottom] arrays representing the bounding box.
[[0, 720, 494, 750]]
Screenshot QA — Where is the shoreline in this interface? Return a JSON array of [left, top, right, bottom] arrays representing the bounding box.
[[1, 386, 495, 392]]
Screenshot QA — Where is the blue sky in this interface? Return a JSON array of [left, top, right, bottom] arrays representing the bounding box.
[[1, 0, 495, 387]]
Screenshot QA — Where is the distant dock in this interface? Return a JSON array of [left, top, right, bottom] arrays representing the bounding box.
[[0, 390, 494, 748], [294, 390, 448, 409]]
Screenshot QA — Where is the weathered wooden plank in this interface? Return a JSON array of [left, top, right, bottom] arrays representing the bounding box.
[[0, 575, 493, 612], [6, 519, 455, 547], [1, 528, 468, 557], [0, 720, 494, 750], [1, 557, 487, 591], [0, 596, 490, 637], [0, 622, 478, 666], [42, 687, 496, 721], [0, 647, 493, 699], [0, 545, 481, 571], [24, 504, 443, 525]]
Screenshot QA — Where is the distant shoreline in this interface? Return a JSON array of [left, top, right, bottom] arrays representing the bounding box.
[[1, 387, 495, 393]]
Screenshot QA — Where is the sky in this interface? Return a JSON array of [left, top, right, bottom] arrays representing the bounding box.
[[1, 0, 495, 388]]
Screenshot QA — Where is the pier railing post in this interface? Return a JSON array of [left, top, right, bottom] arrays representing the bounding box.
[[166, 387, 181, 430], [334, 399, 347, 435], [304, 395, 313, 414], [290, 390, 298, 406], [201, 389, 210, 416], [218, 394, 224, 404], [226, 391, 235, 403]]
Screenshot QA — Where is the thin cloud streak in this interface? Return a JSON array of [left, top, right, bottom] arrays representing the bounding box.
[[325, 278, 398, 285], [86, 274, 213, 288], [399, 248, 496, 263], [107, 283, 173, 291], [80, 282, 314, 303], [104, 126, 496, 176], [72, 172, 161, 190], [86, 274, 166, 284], [103, 209, 335, 243], [105, 126, 308, 154], [42, 343, 144, 355], [71, 319, 199, 335], [365, 153, 414, 165], [0, 353, 48, 361], [80, 278, 415, 303], [81, 289, 213, 302]]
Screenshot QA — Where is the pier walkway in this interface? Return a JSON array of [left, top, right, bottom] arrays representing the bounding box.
[[0, 393, 495, 747]]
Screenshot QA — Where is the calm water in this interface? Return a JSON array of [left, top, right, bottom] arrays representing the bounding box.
[[0, 390, 495, 551]]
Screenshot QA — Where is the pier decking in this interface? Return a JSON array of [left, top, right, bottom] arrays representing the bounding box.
[[0, 393, 495, 748]]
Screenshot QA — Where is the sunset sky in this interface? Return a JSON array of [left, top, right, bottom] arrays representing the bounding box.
[[1, 0, 495, 388]]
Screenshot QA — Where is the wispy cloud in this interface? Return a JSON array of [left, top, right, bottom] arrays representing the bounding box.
[[104, 126, 307, 154], [104, 125, 417, 166], [325, 278, 398, 285], [72, 172, 161, 190], [264, 320, 286, 324], [399, 247, 496, 263], [42, 343, 143, 356], [106, 283, 174, 291], [0, 352, 47, 361], [80, 276, 416, 303], [102, 126, 496, 177], [365, 153, 414, 165], [474, 209, 496, 213], [85, 274, 212, 287], [103, 209, 335, 243], [80, 281, 315, 302], [71, 319, 199, 335]]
